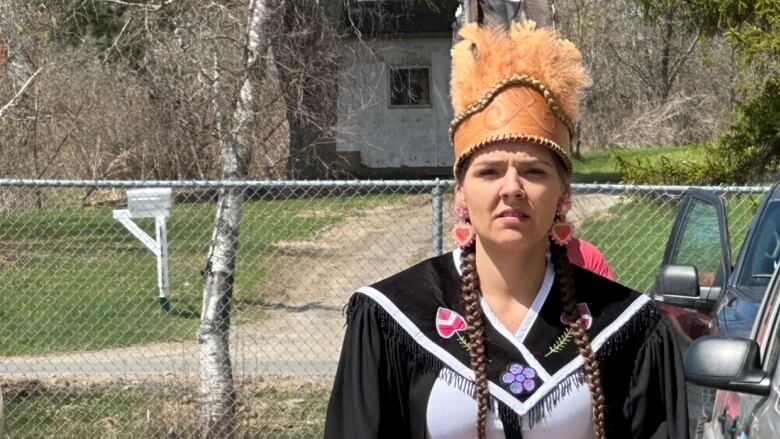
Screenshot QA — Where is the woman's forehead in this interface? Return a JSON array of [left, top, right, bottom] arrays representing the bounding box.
[[470, 143, 556, 165]]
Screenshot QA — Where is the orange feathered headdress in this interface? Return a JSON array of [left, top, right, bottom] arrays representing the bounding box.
[[450, 20, 591, 176]]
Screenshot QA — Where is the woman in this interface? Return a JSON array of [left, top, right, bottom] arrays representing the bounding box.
[[568, 238, 616, 281], [325, 9, 688, 439]]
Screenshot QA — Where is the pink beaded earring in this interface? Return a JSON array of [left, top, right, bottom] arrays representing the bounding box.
[[549, 197, 575, 246], [453, 201, 476, 248]]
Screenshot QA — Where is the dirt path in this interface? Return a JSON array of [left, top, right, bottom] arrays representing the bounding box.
[[0, 193, 620, 381], [0, 196, 433, 380]]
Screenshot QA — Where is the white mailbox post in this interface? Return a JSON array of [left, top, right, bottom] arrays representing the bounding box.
[[113, 188, 172, 311]]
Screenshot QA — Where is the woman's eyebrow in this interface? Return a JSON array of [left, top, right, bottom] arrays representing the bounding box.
[[472, 159, 504, 167], [474, 158, 552, 167], [523, 158, 553, 167]]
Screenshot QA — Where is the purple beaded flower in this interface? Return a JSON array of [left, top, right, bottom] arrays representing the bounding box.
[[500, 363, 537, 395]]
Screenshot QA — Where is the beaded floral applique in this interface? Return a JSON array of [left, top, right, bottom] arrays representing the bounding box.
[[544, 327, 573, 357], [545, 303, 593, 357], [435, 307, 470, 353], [501, 363, 537, 395], [559, 303, 593, 330]]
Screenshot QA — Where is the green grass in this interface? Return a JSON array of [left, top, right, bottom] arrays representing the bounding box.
[[577, 193, 759, 293], [723, 193, 766, 263], [0, 184, 763, 356], [0, 193, 401, 356], [3, 380, 329, 438], [577, 197, 677, 292], [573, 144, 706, 183]]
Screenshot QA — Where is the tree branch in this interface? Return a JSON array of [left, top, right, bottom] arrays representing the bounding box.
[[36, 101, 88, 179], [0, 67, 42, 118], [668, 31, 702, 85], [96, 0, 177, 11], [102, 17, 133, 61], [607, 43, 657, 92]]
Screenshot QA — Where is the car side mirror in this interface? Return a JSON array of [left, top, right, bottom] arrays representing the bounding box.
[[653, 264, 718, 313], [658, 264, 699, 297], [684, 336, 770, 396]]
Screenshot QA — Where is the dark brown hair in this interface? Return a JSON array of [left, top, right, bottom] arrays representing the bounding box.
[[549, 240, 607, 438], [459, 242, 491, 437], [458, 240, 606, 438]]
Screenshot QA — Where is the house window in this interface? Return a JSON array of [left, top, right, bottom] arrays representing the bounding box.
[[389, 66, 431, 107]]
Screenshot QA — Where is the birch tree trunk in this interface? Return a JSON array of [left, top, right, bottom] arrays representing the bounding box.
[[198, 0, 270, 437]]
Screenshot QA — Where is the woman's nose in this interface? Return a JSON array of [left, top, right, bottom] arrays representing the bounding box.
[[499, 171, 526, 200]]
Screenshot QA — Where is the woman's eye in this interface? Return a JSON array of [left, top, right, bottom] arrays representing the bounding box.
[[476, 168, 498, 177]]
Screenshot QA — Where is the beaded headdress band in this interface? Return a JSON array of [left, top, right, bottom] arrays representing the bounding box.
[[450, 10, 591, 177]]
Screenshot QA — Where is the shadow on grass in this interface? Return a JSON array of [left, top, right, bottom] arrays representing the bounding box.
[[572, 172, 623, 183], [167, 306, 200, 319], [235, 298, 342, 313]]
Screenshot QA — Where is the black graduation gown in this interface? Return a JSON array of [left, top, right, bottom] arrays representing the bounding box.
[[324, 251, 689, 439]]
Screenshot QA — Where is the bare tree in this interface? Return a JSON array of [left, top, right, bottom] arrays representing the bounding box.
[[556, 0, 738, 149], [198, 0, 271, 436], [0, 66, 40, 117], [0, 0, 42, 177], [0, 0, 34, 94], [604, 2, 701, 102], [274, 0, 343, 178]]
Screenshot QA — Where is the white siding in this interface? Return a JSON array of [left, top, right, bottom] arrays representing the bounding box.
[[337, 37, 455, 168]]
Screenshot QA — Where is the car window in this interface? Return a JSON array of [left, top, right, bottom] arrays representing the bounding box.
[[738, 201, 780, 288], [755, 264, 780, 369], [670, 199, 727, 287]]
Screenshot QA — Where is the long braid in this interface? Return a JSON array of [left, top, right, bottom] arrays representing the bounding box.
[[460, 242, 490, 439], [549, 239, 607, 439]]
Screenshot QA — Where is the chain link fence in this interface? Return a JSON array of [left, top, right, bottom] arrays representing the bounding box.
[[0, 179, 769, 438]]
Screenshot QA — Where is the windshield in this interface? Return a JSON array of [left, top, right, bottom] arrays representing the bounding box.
[[738, 200, 780, 287]]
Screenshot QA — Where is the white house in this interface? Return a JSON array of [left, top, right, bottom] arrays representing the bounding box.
[[334, 0, 457, 177]]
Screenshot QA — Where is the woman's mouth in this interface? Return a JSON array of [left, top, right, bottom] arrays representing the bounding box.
[[496, 209, 530, 223]]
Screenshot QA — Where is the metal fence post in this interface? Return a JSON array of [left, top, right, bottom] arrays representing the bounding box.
[[432, 179, 443, 256], [155, 215, 170, 312]]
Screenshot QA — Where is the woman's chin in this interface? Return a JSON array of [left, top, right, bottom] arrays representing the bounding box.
[[480, 231, 545, 250]]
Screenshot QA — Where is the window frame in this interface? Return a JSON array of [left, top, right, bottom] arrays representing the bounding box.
[[751, 263, 780, 371], [662, 188, 732, 288], [387, 65, 433, 109], [736, 201, 780, 288]]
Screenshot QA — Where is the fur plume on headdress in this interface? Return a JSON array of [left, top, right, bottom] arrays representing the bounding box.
[[450, 21, 592, 121]]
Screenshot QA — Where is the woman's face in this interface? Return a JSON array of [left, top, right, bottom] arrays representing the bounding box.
[[456, 142, 569, 251]]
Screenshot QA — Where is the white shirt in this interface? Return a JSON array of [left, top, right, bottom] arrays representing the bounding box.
[[425, 256, 596, 439]]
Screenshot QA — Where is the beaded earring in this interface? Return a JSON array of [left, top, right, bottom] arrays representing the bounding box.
[[453, 201, 476, 248], [549, 197, 575, 246]]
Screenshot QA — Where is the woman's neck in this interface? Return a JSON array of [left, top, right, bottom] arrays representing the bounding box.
[[474, 239, 548, 308]]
